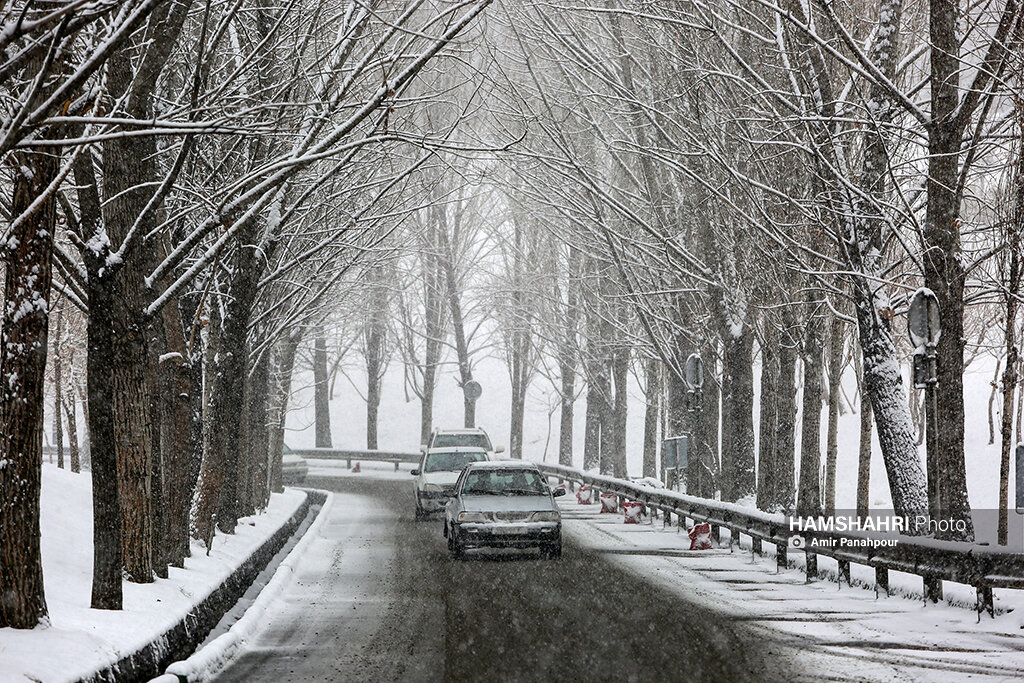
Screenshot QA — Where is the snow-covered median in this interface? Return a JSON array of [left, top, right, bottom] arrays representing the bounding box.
[[0, 463, 307, 683]]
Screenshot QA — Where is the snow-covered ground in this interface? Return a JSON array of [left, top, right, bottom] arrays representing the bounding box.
[[559, 495, 1024, 681], [0, 464, 306, 683]]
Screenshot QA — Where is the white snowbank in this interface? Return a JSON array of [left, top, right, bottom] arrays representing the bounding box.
[[150, 491, 335, 683], [0, 464, 306, 683]]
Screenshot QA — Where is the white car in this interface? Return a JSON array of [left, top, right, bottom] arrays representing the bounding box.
[[443, 461, 565, 560], [421, 428, 505, 457], [411, 446, 489, 520]]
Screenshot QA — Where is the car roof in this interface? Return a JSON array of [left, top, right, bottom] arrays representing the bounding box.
[[425, 446, 488, 454], [464, 460, 539, 470], [433, 427, 488, 434]]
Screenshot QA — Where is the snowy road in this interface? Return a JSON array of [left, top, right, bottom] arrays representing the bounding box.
[[210, 475, 808, 682]]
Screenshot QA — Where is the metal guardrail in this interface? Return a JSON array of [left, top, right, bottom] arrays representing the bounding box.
[[289, 447, 419, 471], [538, 463, 1024, 616]]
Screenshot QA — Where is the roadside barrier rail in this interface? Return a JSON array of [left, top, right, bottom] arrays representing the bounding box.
[[289, 447, 420, 470], [538, 463, 1024, 617]]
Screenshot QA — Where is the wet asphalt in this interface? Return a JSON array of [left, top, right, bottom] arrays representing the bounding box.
[[211, 475, 804, 683]]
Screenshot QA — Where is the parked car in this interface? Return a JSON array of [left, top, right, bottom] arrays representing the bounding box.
[[411, 447, 489, 519], [421, 427, 505, 457], [443, 461, 565, 560]]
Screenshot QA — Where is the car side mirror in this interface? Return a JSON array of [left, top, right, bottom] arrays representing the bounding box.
[[494, 445, 506, 454], [552, 488, 566, 497], [411, 469, 420, 476]]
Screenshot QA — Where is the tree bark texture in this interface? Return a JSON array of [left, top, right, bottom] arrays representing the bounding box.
[[757, 327, 779, 510], [0, 145, 59, 629], [313, 330, 332, 448], [797, 308, 824, 517], [642, 357, 660, 478]]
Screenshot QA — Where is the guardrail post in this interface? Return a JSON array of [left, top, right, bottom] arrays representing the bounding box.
[[394, 460, 399, 471], [976, 585, 994, 618], [838, 559, 851, 586], [804, 552, 817, 582], [923, 576, 942, 603], [776, 542, 787, 570], [346, 458, 352, 469], [875, 566, 889, 596]]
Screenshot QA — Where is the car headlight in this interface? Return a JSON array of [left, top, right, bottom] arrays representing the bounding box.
[[458, 511, 487, 522], [423, 483, 442, 492], [531, 511, 560, 522]]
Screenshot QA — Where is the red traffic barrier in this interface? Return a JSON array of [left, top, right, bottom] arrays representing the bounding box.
[[599, 492, 618, 514], [576, 485, 593, 505], [622, 501, 643, 524], [688, 522, 713, 550], [352, 462, 361, 473]]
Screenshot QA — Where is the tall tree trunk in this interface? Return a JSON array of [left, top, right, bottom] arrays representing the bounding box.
[[53, 305, 65, 469], [774, 317, 798, 509], [721, 326, 755, 501], [269, 331, 302, 493], [824, 316, 844, 515], [558, 248, 580, 467], [0, 143, 59, 628], [757, 326, 779, 510], [924, 0, 973, 539], [74, 146, 123, 610], [642, 357, 660, 478], [857, 382, 873, 520], [610, 345, 629, 478], [999, 116, 1023, 544], [65, 389, 80, 474], [420, 219, 445, 446], [797, 307, 824, 517], [247, 350, 272, 511], [313, 330, 332, 448], [159, 290, 196, 568], [583, 362, 608, 471]]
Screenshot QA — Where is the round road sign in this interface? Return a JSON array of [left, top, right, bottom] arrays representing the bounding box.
[[463, 380, 482, 401]]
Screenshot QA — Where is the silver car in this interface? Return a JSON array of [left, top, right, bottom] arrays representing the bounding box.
[[443, 461, 566, 560]]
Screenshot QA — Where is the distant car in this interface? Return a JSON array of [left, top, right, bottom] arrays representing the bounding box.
[[443, 461, 565, 560], [411, 447, 489, 520], [422, 428, 505, 457]]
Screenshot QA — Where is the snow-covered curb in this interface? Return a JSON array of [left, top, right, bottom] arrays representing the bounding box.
[[148, 490, 335, 683], [76, 491, 321, 683]]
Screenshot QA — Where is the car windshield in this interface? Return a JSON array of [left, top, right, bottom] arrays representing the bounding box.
[[462, 469, 548, 496], [431, 433, 491, 449], [423, 450, 487, 473]]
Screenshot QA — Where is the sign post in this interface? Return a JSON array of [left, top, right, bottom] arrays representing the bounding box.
[[662, 434, 689, 490], [463, 380, 482, 428], [1016, 443, 1024, 515], [907, 289, 941, 524]]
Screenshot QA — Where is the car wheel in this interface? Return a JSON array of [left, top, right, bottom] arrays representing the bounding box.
[[448, 525, 464, 560], [541, 540, 562, 560], [414, 505, 425, 521]]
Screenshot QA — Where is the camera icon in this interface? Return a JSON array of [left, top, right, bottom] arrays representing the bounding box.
[[788, 535, 806, 550]]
